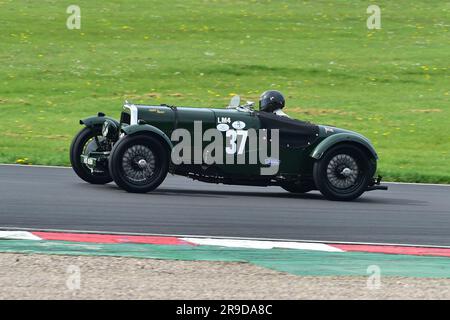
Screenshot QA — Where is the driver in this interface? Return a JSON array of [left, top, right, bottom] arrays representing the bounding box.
[[259, 90, 290, 118]]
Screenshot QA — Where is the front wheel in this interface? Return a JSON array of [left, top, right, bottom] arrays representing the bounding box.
[[313, 144, 374, 201], [70, 127, 113, 184], [109, 134, 169, 193]]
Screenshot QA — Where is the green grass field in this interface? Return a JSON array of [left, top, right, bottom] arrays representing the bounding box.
[[0, 0, 449, 182]]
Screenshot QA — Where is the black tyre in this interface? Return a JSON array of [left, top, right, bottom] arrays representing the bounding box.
[[281, 183, 313, 194], [70, 127, 113, 184], [313, 143, 374, 201], [109, 134, 169, 193]]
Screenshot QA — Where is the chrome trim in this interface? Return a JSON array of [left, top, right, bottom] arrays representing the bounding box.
[[123, 101, 138, 125]]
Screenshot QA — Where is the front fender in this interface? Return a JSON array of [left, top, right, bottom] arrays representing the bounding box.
[[121, 124, 173, 150], [80, 114, 119, 129], [310, 132, 378, 160]]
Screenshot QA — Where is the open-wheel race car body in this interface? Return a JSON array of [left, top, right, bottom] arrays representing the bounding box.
[[70, 96, 387, 201]]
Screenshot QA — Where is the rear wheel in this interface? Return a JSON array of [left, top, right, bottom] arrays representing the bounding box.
[[70, 127, 112, 184], [313, 144, 373, 201], [109, 134, 169, 193]]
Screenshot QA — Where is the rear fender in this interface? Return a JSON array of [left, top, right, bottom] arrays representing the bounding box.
[[310, 133, 378, 160]]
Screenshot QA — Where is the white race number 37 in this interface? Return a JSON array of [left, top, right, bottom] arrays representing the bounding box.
[[226, 130, 248, 155]]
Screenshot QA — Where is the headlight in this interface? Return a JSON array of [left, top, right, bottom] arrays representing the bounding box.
[[101, 120, 118, 139]]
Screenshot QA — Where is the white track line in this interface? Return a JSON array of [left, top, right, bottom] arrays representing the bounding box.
[[1, 226, 450, 249], [0, 231, 42, 241], [182, 237, 343, 252], [384, 181, 450, 187], [0, 163, 71, 169]]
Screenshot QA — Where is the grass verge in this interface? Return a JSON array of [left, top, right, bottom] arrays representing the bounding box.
[[0, 0, 448, 182]]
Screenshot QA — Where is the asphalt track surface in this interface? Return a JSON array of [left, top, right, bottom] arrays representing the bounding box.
[[0, 165, 449, 246]]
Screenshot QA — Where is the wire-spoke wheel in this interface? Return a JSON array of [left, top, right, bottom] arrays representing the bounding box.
[[70, 127, 112, 184], [109, 134, 169, 193], [121, 145, 157, 185], [313, 143, 374, 201], [326, 154, 360, 189]]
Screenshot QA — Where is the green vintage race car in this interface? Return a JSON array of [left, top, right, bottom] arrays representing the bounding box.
[[70, 94, 387, 201]]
